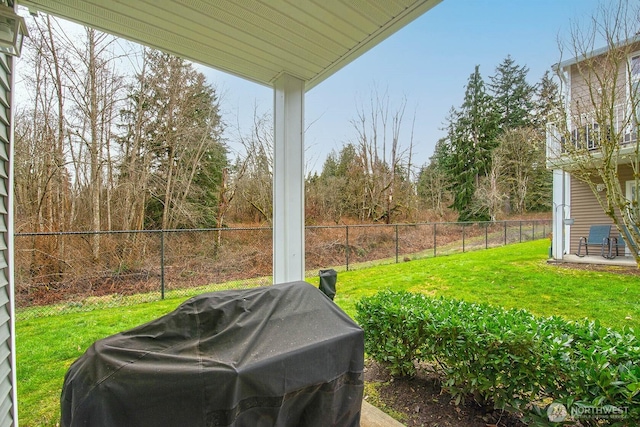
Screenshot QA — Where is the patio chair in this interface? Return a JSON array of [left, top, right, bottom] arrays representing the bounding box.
[[576, 225, 611, 257], [606, 224, 639, 258]]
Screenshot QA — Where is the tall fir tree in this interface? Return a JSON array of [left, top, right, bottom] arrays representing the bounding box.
[[446, 66, 500, 221], [489, 55, 536, 130]]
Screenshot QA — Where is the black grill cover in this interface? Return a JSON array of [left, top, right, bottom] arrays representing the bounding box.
[[60, 281, 364, 427]]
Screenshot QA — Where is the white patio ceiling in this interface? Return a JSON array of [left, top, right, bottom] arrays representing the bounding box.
[[18, 0, 442, 90]]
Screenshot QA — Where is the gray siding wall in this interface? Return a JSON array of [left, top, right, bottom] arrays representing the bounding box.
[[569, 165, 634, 252], [566, 43, 640, 255], [0, 52, 15, 426], [570, 55, 628, 112], [568, 41, 640, 133]]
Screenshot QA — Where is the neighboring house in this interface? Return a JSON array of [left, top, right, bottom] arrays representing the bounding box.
[[546, 38, 640, 263]]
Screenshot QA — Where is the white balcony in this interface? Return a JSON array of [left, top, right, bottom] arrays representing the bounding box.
[[546, 104, 638, 169]]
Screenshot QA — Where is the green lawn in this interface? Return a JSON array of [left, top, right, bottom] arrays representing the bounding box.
[[335, 239, 640, 329], [16, 239, 640, 426]]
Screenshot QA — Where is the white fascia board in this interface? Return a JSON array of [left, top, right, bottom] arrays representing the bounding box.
[[552, 34, 640, 71]]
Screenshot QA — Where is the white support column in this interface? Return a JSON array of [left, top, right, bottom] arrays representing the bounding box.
[[552, 169, 570, 259], [552, 169, 564, 260], [273, 73, 305, 284]]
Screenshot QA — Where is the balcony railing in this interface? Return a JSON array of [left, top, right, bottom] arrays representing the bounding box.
[[546, 104, 638, 162]]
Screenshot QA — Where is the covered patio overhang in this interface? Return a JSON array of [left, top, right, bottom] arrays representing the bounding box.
[[18, 0, 442, 284], [5, 1, 443, 424]]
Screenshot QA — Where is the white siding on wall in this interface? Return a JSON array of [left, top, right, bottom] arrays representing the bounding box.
[[0, 52, 14, 426]]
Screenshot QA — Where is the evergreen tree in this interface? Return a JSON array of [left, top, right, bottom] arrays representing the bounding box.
[[319, 150, 338, 179], [121, 50, 227, 229], [446, 66, 500, 221], [489, 55, 536, 130], [315, 143, 364, 222], [534, 70, 562, 131]]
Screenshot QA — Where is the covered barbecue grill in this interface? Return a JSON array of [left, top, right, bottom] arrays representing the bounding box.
[[61, 281, 364, 427]]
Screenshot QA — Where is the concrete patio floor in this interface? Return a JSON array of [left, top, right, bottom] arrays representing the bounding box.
[[552, 254, 637, 267], [361, 401, 405, 427]]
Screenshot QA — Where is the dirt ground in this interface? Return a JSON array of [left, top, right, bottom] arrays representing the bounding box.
[[364, 360, 527, 427]]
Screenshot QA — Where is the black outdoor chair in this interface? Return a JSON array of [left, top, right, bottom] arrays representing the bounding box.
[[576, 225, 611, 257]]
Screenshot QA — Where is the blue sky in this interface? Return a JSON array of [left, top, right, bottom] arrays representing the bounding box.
[[202, 0, 604, 174]]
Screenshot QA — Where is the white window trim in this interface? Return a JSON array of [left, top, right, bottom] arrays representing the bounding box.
[[628, 51, 640, 90], [624, 51, 640, 143], [628, 52, 640, 104]]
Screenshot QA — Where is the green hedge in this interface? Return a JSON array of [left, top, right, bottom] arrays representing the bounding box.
[[355, 291, 640, 426]]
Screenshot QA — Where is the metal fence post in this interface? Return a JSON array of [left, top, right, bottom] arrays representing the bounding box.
[[533, 221, 535, 240], [462, 223, 465, 252], [395, 224, 399, 263], [160, 230, 165, 300], [504, 221, 507, 246], [485, 223, 488, 249], [433, 223, 437, 257], [345, 225, 350, 271], [519, 221, 522, 242]]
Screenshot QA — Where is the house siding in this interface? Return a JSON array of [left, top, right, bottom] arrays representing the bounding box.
[[568, 43, 639, 134], [569, 165, 634, 253], [570, 57, 628, 109], [0, 51, 15, 427], [550, 40, 640, 263]]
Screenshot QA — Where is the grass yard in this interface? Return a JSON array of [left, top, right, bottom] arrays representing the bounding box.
[[17, 239, 640, 426], [335, 239, 640, 329]]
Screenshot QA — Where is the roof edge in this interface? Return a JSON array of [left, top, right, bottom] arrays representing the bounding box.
[[305, 0, 443, 91], [552, 34, 640, 71]]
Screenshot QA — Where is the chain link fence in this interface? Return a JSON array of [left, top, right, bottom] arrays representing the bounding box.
[[15, 219, 550, 319]]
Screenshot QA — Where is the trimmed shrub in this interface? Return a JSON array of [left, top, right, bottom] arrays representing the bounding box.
[[355, 291, 639, 425]]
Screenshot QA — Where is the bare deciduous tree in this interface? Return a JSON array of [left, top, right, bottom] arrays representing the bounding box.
[[232, 110, 273, 224], [498, 126, 546, 214], [15, 16, 74, 277], [474, 148, 506, 222], [350, 89, 416, 223], [549, 1, 640, 260], [63, 27, 125, 259]]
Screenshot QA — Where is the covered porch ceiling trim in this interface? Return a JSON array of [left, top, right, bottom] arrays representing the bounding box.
[[18, 0, 442, 90]]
